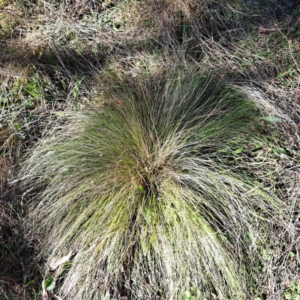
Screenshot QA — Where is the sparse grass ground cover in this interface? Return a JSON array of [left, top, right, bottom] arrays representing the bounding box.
[[0, 0, 299, 299]]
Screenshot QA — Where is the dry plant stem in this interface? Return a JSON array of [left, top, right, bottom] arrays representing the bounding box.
[[20, 73, 291, 299]]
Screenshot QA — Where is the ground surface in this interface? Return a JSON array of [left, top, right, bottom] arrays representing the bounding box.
[[0, 0, 300, 299]]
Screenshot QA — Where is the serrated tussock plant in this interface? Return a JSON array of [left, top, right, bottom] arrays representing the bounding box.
[[20, 73, 288, 299]]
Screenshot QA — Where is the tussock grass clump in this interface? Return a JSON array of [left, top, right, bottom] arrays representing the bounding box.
[[20, 73, 289, 299]]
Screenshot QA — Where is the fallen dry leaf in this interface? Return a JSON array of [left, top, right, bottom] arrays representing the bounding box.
[[49, 251, 72, 271]]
